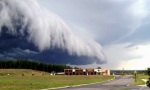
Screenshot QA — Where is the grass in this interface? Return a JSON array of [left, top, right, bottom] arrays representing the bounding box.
[[0, 69, 49, 76], [131, 79, 145, 86], [131, 74, 149, 86], [0, 69, 113, 90]]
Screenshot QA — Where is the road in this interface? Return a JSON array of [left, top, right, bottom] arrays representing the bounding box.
[[53, 75, 150, 90]]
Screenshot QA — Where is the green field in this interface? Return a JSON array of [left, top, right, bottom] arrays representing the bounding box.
[[131, 74, 149, 86], [0, 69, 113, 90]]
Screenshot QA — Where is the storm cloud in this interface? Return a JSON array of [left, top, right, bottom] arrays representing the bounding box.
[[38, 0, 150, 69], [40, 0, 148, 45], [0, 0, 106, 65]]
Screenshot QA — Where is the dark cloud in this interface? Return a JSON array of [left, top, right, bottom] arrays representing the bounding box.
[[0, 29, 104, 65], [0, 0, 106, 65]]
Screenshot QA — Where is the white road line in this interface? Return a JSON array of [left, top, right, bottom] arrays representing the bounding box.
[[127, 79, 134, 86], [139, 86, 145, 90]]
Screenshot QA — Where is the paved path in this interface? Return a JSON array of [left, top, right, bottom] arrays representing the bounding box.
[[52, 75, 150, 90]]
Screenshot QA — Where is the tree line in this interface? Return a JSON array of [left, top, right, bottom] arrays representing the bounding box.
[[0, 60, 72, 72]]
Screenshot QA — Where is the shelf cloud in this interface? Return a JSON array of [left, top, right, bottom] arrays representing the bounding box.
[[0, 0, 106, 65]]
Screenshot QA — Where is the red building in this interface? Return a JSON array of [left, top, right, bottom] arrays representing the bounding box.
[[64, 67, 110, 75], [64, 69, 73, 75], [75, 69, 83, 75]]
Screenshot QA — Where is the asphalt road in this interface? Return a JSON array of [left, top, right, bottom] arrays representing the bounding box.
[[53, 75, 150, 90]]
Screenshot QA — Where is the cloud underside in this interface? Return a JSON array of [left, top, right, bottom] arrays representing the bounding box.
[[0, 0, 106, 65]]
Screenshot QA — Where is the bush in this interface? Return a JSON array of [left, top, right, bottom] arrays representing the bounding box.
[[32, 73, 35, 76], [146, 68, 150, 88], [146, 78, 150, 88]]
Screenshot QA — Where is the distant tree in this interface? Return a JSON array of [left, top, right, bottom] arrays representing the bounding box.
[[147, 68, 150, 76], [74, 67, 79, 69]]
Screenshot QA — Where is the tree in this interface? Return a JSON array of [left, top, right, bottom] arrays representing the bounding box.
[[146, 68, 150, 88], [0, 60, 73, 73], [147, 68, 150, 77]]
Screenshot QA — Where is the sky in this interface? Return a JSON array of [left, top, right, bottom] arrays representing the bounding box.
[[0, 0, 150, 70], [38, 0, 150, 70]]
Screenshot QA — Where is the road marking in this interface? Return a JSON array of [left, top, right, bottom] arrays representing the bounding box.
[[127, 79, 134, 86]]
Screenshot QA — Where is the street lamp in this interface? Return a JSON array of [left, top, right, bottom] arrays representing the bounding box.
[[122, 68, 124, 75], [134, 71, 137, 82]]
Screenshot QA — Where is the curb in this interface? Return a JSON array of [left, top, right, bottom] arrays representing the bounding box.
[[41, 78, 115, 90], [41, 86, 70, 90], [137, 79, 147, 87]]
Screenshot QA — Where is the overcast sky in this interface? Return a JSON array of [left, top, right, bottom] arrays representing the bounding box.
[[38, 0, 150, 70]]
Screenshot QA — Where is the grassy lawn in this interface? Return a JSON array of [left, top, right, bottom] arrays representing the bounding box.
[[0, 69, 113, 90], [131, 74, 149, 86]]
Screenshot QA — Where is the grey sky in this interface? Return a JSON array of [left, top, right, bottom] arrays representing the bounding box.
[[38, 0, 150, 69], [39, 0, 149, 45]]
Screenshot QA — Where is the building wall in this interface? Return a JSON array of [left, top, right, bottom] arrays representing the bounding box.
[[64, 69, 73, 75], [75, 69, 83, 75], [64, 68, 110, 75], [94, 68, 102, 75]]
